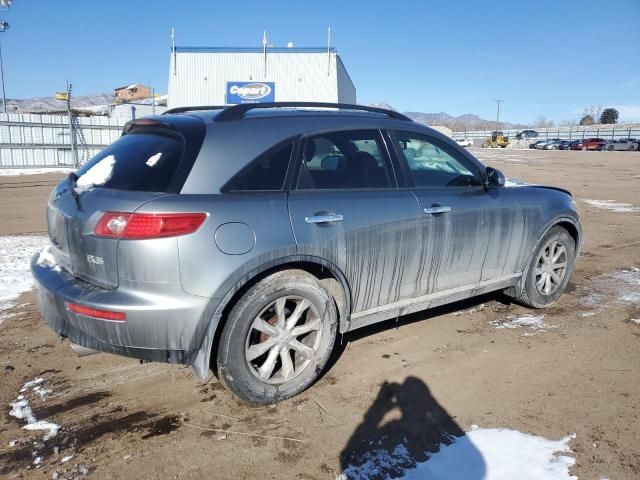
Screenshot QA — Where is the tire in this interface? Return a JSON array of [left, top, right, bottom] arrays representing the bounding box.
[[607, 145, 614, 151], [216, 270, 338, 404], [512, 226, 576, 309]]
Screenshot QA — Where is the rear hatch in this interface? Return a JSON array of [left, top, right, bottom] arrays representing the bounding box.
[[47, 115, 205, 288]]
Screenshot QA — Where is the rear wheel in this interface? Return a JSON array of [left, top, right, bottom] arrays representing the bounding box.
[[511, 226, 576, 308], [607, 145, 614, 151], [216, 270, 338, 404]]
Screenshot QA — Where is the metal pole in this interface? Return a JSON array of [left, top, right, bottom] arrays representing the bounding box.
[[494, 99, 502, 132], [171, 28, 176, 76], [151, 87, 155, 116], [262, 31, 267, 78], [66, 80, 78, 168], [0, 36, 6, 114], [327, 26, 331, 77]]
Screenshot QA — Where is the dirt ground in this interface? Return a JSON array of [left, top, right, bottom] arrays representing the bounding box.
[[1, 149, 639, 479]]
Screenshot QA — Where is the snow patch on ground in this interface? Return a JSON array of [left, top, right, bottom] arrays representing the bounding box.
[[491, 314, 548, 331], [608, 268, 640, 305], [339, 427, 577, 480], [574, 267, 640, 317], [582, 199, 639, 213], [0, 235, 49, 323], [9, 378, 59, 441], [453, 304, 486, 316], [0, 167, 74, 176]]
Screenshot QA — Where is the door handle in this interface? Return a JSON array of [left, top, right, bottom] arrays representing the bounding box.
[[305, 214, 344, 224], [424, 206, 452, 214]]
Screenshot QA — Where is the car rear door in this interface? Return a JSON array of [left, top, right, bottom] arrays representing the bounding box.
[[389, 130, 527, 295], [287, 129, 422, 318]]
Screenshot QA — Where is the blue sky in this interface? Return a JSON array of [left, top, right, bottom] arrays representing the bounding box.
[[2, 0, 639, 124]]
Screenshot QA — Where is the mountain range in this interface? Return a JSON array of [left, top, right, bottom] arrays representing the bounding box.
[[5, 94, 524, 131], [369, 103, 525, 131], [4, 93, 114, 114]]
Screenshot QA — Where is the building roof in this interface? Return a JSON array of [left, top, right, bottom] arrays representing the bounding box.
[[174, 46, 336, 54], [114, 83, 148, 92]]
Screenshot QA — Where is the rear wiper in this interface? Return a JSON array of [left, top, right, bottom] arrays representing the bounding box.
[[68, 172, 82, 210]]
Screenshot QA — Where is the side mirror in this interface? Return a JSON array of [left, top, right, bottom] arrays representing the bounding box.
[[485, 166, 505, 188]]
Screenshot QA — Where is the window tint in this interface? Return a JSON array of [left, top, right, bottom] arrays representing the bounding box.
[[225, 142, 293, 191], [75, 132, 183, 193], [298, 130, 393, 190], [394, 132, 482, 188]]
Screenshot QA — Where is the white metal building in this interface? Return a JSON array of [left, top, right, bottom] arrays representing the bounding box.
[[167, 46, 357, 108]]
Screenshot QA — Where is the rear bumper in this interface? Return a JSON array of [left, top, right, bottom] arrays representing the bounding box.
[[31, 252, 214, 366]]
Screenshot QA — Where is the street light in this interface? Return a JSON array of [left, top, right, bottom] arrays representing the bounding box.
[[0, 19, 8, 113]]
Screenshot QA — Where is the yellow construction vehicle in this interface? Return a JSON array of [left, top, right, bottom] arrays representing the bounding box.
[[482, 130, 510, 148]]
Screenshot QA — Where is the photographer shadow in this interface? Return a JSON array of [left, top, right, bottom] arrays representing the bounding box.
[[340, 376, 486, 479]]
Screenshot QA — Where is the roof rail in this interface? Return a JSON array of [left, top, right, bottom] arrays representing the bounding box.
[[163, 105, 226, 115], [214, 102, 413, 122]]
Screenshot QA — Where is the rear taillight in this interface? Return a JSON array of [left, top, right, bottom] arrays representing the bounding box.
[[67, 302, 126, 322], [95, 212, 206, 239]]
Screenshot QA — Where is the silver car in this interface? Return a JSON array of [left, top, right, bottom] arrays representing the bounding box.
[[602, 139, 639, 151], [32, 103, 582, 404]]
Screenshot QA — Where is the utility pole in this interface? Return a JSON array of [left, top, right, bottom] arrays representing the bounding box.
[[494, 99, 503, 132], [0, 19, 9, 114]]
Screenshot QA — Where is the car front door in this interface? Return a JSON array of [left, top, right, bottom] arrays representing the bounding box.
[[287, 129, 423, 323], [389, 130, 527, 296]]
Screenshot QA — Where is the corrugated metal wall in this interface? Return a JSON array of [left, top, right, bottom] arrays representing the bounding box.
[[0, 113, 126, 168], [168, 48, 357, 107]]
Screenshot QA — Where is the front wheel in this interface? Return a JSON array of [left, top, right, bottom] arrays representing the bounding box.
[[511, 226, 576, 308], [216, 270, 338, 404]]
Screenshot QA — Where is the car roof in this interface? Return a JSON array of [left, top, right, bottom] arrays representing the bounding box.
[[168, 104, 484, 194]]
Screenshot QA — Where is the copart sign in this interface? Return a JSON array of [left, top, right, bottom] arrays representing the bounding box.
[[226, 82, 275, 104]]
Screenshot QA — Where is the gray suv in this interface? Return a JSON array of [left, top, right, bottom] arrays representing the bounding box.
[[32, 103, 581, 404]]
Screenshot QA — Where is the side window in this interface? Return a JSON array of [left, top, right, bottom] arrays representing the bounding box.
[[393, 132, 482, 188], [224, 142, 293, 191], [297, 130, 393, 190]]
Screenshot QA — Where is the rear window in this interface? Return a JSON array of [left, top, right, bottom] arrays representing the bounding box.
[[75, 132, 184, 193]]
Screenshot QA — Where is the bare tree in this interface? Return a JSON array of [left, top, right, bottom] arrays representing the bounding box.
[[583, 105, 603, 124], [558, 119, 576, 127], [533, 116, 555, 128]]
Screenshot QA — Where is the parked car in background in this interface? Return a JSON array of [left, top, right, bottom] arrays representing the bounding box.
[[455, 138, 473, 148], [516, 129, 539, 139], [529, 140, 546, 149], [542, 139, 564, 150], [31, 102, 582, 404], [601, 139, 639, 151], [571, 138, 605, 151], [558, 140, 578, 150], [533, 138, 562, 150]]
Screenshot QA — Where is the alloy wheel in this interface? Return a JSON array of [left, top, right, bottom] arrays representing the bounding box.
[[244, 296, 322, 384], [534, 240, 568, 296]]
